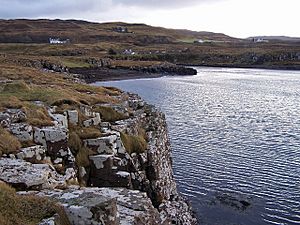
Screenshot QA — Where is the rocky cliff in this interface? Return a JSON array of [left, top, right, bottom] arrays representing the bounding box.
[[0, 88, 197, 224]]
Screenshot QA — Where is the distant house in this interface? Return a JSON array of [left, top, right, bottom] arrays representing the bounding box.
[[113, 27, 129, 33], [49, 38, 70, 44], [123, 49, 135, 55], [253, 38, 269, 43]]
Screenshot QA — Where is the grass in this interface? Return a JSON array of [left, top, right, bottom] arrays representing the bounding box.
[[0, 63, 119, 107], [94, 106, 128, 122], [23, 104, 54, 127], [0, 82, 64, 107], [76, 127, 102, 139], [0, 182, 70, 225], [75, 146, 94, 168], [120, 132, 147, 154], [68, 127, 100, 169], [2, 81, 30, 92], [60, 59, 90, 68], [0, 96, 23, 109], [0, 128, 21, 156]]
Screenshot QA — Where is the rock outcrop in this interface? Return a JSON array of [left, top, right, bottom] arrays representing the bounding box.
[[0, 91, 197, 224], [24, 187, 163, 225], [69, 63, 197, 83], [0, 158, 74, 190]]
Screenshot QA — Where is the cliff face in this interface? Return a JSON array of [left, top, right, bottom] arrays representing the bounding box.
[[0, 90, 197, 224]]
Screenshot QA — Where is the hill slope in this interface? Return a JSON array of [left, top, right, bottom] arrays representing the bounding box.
[[0, 19, 237, 44], [0, 19, 299, 71]]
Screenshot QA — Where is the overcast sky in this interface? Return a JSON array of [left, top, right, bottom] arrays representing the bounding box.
[[1, 0, 299, 38]]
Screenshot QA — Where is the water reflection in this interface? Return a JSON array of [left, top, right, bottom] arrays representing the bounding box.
[[95, 67, 300, 225]]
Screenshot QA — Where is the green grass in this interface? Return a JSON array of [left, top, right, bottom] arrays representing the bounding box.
[[60, 59, 90, 68], [0, 182, 70, 225], [0, 82, 63, 105]]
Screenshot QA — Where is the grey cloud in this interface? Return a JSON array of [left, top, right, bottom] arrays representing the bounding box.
[[113, 0, 219, 8], [0, 0, 110, 18], [0, 0, 222, 18]]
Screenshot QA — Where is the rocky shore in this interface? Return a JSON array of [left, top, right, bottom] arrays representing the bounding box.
[[69, 63, 197, 83], [0, 87, 198, 224]]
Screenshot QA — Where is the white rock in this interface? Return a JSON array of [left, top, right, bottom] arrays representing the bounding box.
[[116, 171, 130, 178], [16, 145, 46, 162], [34, 126, 68, 147], [9, 123, 33, 142], [52, 114, 68, 128], [38, 217, 56, 225], [83, 113, 101, 127], [33, 187, 162, 225], [83, 133, 125, 155], [0, 158, 66, 189], [65, 110, 79, 125], [89, 155, 114, 169]]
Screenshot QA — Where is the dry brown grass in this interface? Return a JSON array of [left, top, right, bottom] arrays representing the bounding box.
[[0, 62, 119, 107], [0, 182, 70, 225], [75, 146, 94, 168], [68, 131, 96, 168], [94, 106, 128, 122], [0, 127, 21, 156], [0, 96, 23, 110], [22, 105, 54, 127], [120, 132, 147, 154]]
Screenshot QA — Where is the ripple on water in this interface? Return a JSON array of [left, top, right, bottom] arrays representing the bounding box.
[[96, 67, 300, 225]]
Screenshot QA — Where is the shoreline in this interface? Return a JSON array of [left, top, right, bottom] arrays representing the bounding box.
[[72, 64, 300, 84], [70, 67, 197, 83], [179, 63, 300, 71]]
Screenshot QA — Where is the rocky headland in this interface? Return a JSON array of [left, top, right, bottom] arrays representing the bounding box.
[[0, 72, 198, 224]]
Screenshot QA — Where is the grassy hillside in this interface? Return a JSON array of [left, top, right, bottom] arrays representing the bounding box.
[[0, 19, 299, 70], [0, 19, 236, 44]]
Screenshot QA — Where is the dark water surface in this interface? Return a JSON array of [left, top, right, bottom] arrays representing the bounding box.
[[94, 67, 300, 225]]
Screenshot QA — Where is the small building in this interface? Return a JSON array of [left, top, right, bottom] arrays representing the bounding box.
[[113, 27, 129, 33], [253, 38, 269, 43], [123, 49, 135, 55], [49, 38, 70, 44]]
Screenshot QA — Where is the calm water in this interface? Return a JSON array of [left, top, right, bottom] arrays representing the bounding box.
[[95, 67, 300, 225]]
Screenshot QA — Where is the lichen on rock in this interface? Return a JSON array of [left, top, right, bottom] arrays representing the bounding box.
[[0, 90, 197, 224]]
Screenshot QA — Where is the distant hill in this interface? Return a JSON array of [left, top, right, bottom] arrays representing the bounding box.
[[0, 19, 238, 44], [248, 36, 300, 42]]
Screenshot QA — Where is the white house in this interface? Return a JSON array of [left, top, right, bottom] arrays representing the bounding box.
[[123, 49, 135, 55], [49, 38, 69, 44], [253, 38, 269, 43]]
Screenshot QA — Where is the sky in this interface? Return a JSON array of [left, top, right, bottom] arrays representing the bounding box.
[[1, 0, 299, 38]]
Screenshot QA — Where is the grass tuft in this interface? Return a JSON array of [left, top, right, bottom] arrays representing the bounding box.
[[68, 130, 97, 168], [75, 146, 94, 168], [120, 132, 147, 154], [0, 96, 23, 110], [0, 127, 21, 156], [0, 182, 70, 225], [94, 106, 128, 122], [2, 81, 30, 93], [22, 105, 53, 127]]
